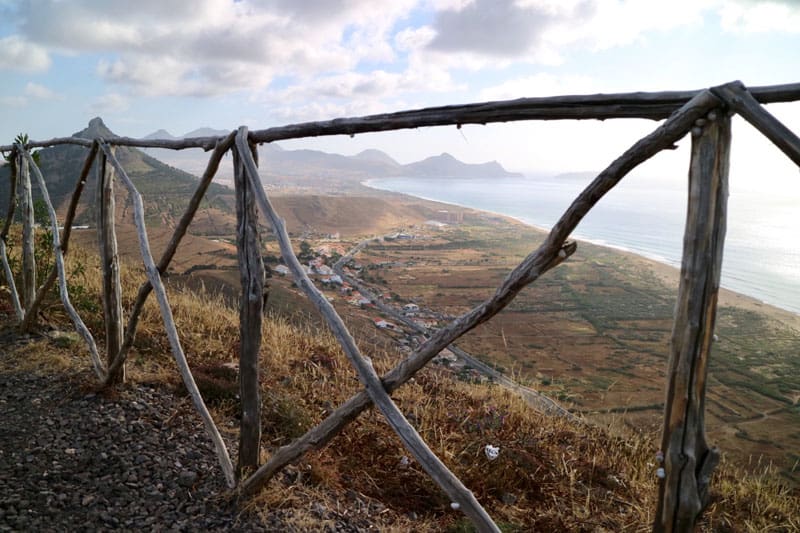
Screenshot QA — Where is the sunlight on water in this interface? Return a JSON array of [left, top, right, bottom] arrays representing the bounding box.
[[366, 174, 800, 315]]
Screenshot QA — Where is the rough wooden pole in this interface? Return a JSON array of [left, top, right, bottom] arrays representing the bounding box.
[[22, 149, 106, 380], [711, 80, 800, 167], [17, 147, 35, 310], [99, 142, 236, 488], [240, 89, 721, 498], [233, 141, 265, 475], [1, 148, 23, 322], [20, 143, 98, 332], [235, 128, 500, 532], [97, 145, 125, 384], [105, 132, 235, 382], [654, 109, 730, 532]]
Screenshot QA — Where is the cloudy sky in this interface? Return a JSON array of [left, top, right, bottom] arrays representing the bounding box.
[[1, 0, 799, 179]]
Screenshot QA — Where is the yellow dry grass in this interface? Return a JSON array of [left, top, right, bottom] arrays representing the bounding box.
[[1, 242, 797, 532]]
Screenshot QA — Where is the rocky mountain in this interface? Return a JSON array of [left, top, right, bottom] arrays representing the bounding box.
[[0, 118, 231, 225], [141, 128, 521, 182], [403, 152, 522, 178]]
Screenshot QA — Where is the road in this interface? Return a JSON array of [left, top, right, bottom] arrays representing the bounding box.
[[333, 234, 576, 420]]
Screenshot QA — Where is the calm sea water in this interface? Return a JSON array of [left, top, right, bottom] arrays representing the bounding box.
[[366, 175, 800, 315]]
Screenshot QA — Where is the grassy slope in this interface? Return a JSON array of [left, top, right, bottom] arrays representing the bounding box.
[[362, 213, 800, 487], [0, 227, 798, 531]]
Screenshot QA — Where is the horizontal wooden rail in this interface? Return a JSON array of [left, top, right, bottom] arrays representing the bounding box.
[[3, 82, 799, 153], [2, 79, 798, 533]]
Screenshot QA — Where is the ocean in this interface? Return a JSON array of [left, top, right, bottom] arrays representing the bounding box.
[[365, 175, 800, 315]]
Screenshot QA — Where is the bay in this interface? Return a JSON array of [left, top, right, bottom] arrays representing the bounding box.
[[365, 175, 800, 315]]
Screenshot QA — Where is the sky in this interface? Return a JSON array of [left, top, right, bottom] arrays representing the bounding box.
[[1, 0, 799, 183]]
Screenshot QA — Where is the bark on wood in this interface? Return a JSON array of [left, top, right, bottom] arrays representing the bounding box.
[[233, 136, 264, 475], [0, 241, 23, 321], [20, 143, 98, 331], [97, 146, 125, 384], [3, 82, 796, 152], [1, 149, 23, 321], [246, 83, 797, 144], [0, 136, 93, 151], [240, 89, 721, 498], [17, 148, 35, 312], [97, 136, 223, 152], [98, 142, 236, 488], [233, 128, 500, 532], [106, 132, 235, 383], [1, 82, 798, 155], [22, 149, 106, 380], [711, 81, 800, 167], [0, 148, 18, 240], [654, 111, 730, 533]]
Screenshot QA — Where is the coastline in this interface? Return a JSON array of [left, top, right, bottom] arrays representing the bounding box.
[[362, 179, 800, 321]]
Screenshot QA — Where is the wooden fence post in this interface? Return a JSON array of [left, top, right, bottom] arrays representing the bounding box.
[[1, 148, 23, 322], [97, 146, 125, 384], [233, 139, 265, 475], [654, 109, 730, 532], [99, 141, 236, 488], [17, 148, 35, 310]]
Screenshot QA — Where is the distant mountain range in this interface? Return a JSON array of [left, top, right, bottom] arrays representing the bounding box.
[[0, 118, 232, 224], [142, 128, 523, 181]]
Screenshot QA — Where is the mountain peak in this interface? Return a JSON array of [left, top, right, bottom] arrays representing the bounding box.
[[144, 129, 177, 140], [353, 149, 399, 166], [74, 117, 116, 139]]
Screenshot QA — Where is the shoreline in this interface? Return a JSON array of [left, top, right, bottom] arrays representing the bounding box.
[[362, 179, 800, 321]]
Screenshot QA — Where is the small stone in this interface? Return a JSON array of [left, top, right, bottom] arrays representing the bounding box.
[[178, 470, 198, 488], [500, 492, 518, 505], [81, 495, 93, 506]]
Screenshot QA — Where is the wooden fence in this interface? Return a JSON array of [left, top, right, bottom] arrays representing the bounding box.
[[2, 80, 799, 532]]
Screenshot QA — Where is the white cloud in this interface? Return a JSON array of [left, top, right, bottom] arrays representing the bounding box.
[[24, 82, 61, 100], [718, 0, 800, 33], [0, 35, 51, 71], [428, 0, 563, 57], [12, 0, 418, 97], [0, 95, 27, 108], [90, 93, 130, 114], [479, 73, 600, 100]]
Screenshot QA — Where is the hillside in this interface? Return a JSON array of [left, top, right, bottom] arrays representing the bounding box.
[[142, 127, 522, 188], [0, 238, 796, 531], [0, 118, 232, 226]]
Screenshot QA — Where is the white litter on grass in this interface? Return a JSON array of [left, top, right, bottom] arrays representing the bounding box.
[[656, 467, 666, 479], [484, 444, 500, 461], [450, 502, 460, 510]]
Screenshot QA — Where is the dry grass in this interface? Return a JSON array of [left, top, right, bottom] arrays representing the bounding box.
[[1, 243, 798, 532]]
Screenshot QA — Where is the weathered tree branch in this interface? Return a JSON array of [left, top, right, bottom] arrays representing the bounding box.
[[654, 109, 730, 533], [233, 133, 265, 475], [0, 147, 18, 241], [712, 81, 800, 167], [1, 148, 23, 321], [96, 145, 125, 384], [0, 241, 23, 322], [105, 132, 235, 381], [98, 142, 236, 488], [0, 137, 93, 151], [3, 82, 797, 153], [21, 149, 106, 380], [234, 128, 500, 532], [19, 143, 99, 332], [16, 147, 35, 313], [240, 89, 721, 498]]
